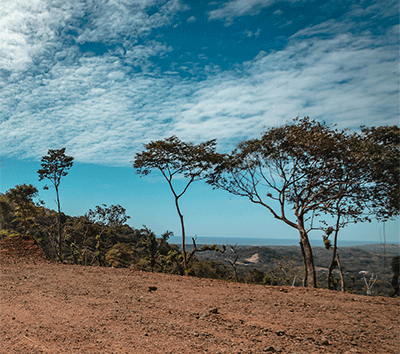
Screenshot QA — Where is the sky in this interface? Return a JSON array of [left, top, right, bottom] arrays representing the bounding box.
[[0, 0, 399, 244]]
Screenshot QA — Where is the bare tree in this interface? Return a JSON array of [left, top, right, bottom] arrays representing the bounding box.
[[359, 271, 377, 296]]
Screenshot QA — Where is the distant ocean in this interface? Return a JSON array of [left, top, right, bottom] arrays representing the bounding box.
[[167, 236, 398, 247]]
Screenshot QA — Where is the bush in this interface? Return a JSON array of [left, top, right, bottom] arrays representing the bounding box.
[[105, 243, 133, 268]]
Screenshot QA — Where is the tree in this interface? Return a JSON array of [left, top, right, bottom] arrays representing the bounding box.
[[86, 204, 130, 263], [208, 118, 368, 287], [37, 148, 74, 260], [318, 126, 399, 291], [224, 243, 239, 282], [139, 226, 159, 272], [86, 204, 130, 231], [134, 136, 221, 273], [5, 184, 41, 234]]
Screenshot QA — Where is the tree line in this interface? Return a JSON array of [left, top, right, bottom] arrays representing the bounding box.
[[134, 118, 399, 288], [0, 117, 398, 290]]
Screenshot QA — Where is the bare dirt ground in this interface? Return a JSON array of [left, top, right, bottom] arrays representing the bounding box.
[[1, 235, 399, 354]]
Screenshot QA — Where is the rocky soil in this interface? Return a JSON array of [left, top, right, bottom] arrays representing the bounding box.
[[0, 235, 398, 353]]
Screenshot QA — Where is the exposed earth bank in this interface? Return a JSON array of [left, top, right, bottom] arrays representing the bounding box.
[[0, 236, 398, 353]]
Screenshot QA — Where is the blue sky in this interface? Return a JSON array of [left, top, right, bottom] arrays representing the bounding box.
[[1, 0, 399, 244]]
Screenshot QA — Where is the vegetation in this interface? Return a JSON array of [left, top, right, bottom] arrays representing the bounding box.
[[0, 118, 398, 294], [0, 182, 398, 296]]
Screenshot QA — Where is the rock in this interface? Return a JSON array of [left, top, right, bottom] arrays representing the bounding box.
[[320, 337, 329, 345], [264, 346, 276, 352], [209, 308, 219, 314], [148, 286, 157, 292], [276, 330, 285, 336]]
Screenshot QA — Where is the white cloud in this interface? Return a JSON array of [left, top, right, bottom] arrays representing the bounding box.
[[0, 0, 398, 166], [208, 0, 275, 24], [2, 30, 398, 163]]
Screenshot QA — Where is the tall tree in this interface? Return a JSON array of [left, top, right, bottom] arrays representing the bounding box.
[[37, 148, 74, 260], [209, 118, 364, 287], [318, 126, 399, 291], [134, 136, 221, 273], [86, 204, 130, 231]]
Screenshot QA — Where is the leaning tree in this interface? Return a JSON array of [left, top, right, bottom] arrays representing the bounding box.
[[37, 148, 74, 260], [134, 136, 221, 273]]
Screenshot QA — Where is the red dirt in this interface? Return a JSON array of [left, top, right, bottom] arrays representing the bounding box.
[[0, 235, 399, 353]]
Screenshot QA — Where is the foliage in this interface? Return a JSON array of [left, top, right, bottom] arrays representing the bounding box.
[[3, 184, 42, 234], [245, 269, 265, 284], [95, 235, 106, 266], [106, 243, 133, 268], [159, 248, 184, 275], [87, 204, 130, 229], [188, 258, 230, 280], [0, 194, 14, 238], [360, 125, 400, 220], [37, 148, 74, 190], [136, 227, 161, 272]]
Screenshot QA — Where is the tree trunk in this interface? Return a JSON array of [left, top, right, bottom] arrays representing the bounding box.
[[299, 241, 308, 287], [300, 236, 317, 287], [297, 217, 316, 287], [328, 215, 345, 291], [55, 186, 63, 261], [328, 253, 335, 290], [175, 197, 187, 273], [337, 252, 345, 292]]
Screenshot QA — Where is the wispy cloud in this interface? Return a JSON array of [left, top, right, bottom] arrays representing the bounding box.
[[0, 0, 398, 166], [208, 0, 276, 25]]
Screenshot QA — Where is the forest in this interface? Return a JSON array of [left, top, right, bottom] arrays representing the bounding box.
[[1, 118, 399, 296]]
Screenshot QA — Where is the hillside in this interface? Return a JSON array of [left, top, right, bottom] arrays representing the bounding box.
[[194, 243, 400, 295], [0, 236, 399, 353]]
